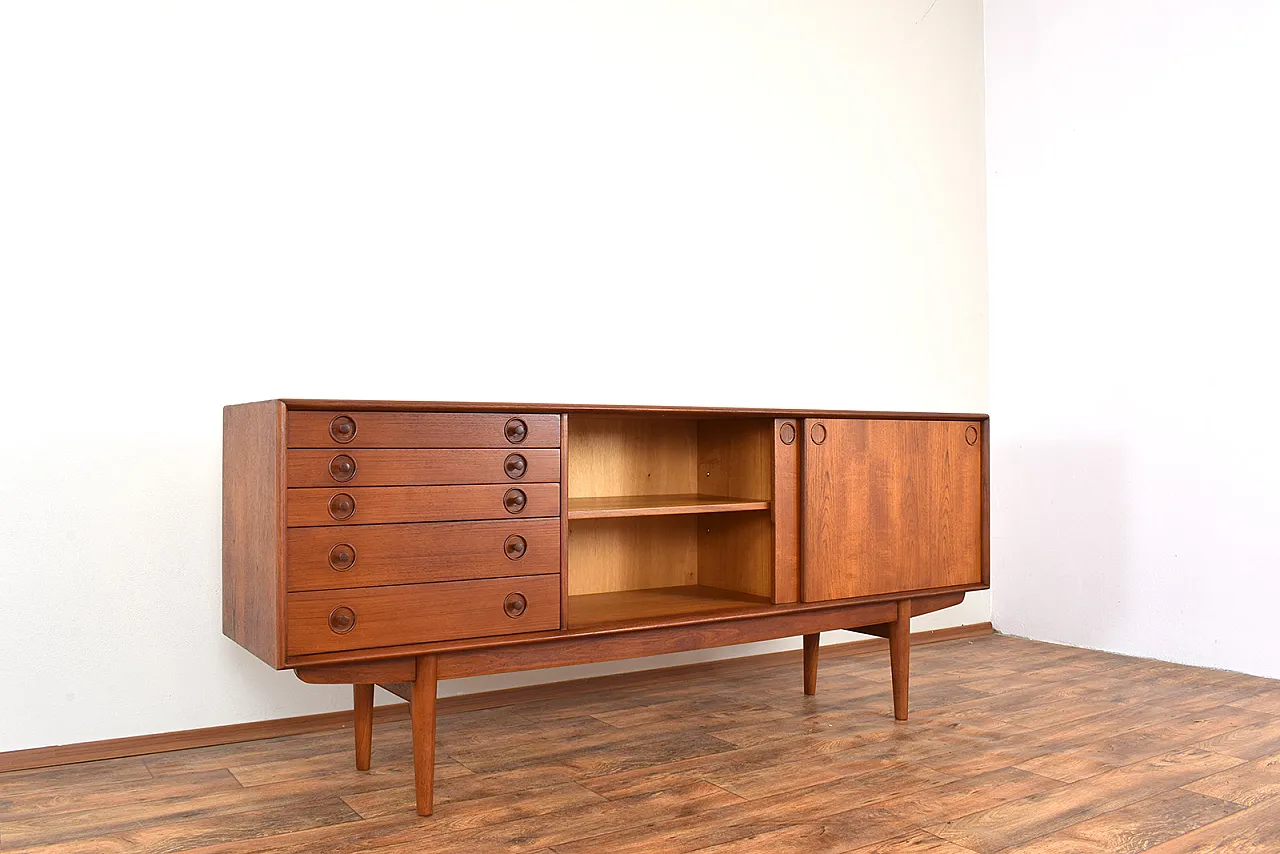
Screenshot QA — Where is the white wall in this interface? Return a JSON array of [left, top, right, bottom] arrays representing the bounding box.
[[0, 1, 987, 752], [987, 0, 1280, 677]]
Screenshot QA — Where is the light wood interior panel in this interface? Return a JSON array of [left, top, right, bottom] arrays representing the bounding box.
[[567, 516, 697, 595], [697, 419, 772, 501], [567, 417, 698, 498], [697, 510, 773, 597]]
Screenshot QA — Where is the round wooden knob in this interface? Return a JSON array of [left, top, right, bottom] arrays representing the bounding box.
[[328, 606, 356, 634], [504, 534, 527, 560], [779, 422, 796, 445], [503, 592, 527, 618], [811, 423, 827, 445], [966, 425, 979, 446], [329, 416, 357, 443], [504, 418, 528, 444], [329, 454, 357, 482], [328, 543, 356, 570], [503, 488, 527, 514], [328, 493, 356, 520], [504, 453, 528, 479]]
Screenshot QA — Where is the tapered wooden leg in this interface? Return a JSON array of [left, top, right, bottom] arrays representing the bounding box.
[[802, 633, 820, 696], [411, 654, 438, 816], [353, 684, 374, 771], [889, 599, 911, 721]]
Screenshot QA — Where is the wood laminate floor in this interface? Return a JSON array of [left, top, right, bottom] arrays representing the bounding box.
[[4, 634, 1280, 853]]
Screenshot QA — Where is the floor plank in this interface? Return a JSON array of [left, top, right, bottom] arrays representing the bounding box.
[[4, 635, 1280, 854]]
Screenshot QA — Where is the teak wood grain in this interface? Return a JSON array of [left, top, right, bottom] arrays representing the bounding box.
[[352, 684, 373, 771], [223, 399, 993, 816], [441, 598, 900, 679], [559, 415, 571, 630], [802, 633, 819, 695], [411, 654, 438, 816], [281, 588, 974, 669], [890, 599, 912, 720], [285, 575, 561, 655], [285, 483, 561, 527], [283, 398, 989, 419], [286, 411, 561, 448], [222, 400, 286, 668], [802, 418, 984, 601], [285, 518, 560, 592], [285, 448, 561, 487], [294, 658, 416, 685], [771, 418, 800, 603]]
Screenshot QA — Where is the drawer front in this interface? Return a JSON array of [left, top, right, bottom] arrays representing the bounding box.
[[286, 448, 561, 488], [286, 483, 561, 527], [286, 575, 560, 655], [286, 518, 560, 591], [287, 412, 560, 449]]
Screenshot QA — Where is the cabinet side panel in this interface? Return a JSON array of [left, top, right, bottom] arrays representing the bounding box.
[[981, 416, 991, 587], [560, 413, 570, 629], [223, 400, 286, 667]]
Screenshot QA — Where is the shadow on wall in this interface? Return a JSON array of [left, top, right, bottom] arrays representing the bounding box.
[[992, 438, 1131, 650]]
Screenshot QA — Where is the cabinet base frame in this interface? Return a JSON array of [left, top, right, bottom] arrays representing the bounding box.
[[301, 591, 957, 816]]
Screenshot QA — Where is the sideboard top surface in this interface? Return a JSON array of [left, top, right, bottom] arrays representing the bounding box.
[[275, 399, 989, 421]]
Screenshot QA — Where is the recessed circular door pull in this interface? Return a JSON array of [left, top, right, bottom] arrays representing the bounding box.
[[328, 543, 356, 570], [504, 453, 528, 479], [504, 534, 527, 559], [328, 606, 356, 634], [811, 422, 827, 445], [329, 415, 356, 443], [779, 422, 796, 445], [503, 593, 527, 618], [504, 418, 528, 444], [503, 488, 527, 514], [329, 454, 357, 482], [328, 493, 356, 520]]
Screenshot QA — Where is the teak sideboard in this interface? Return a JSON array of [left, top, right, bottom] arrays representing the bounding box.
[[222, 400, 989, 815]]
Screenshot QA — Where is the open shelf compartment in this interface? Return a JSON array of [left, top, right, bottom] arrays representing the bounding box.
[[565, 415, 777, 627]]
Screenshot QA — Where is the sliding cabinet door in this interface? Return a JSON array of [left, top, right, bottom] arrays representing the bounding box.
[[801, 419, 983, 602]]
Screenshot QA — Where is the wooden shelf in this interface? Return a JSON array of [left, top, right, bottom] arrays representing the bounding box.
[[567, 585, 773, 629], [567, 493, 770, 520]]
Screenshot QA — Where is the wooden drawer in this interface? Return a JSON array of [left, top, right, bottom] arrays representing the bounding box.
[[286, 448, 561, 488], [286, 483, 561, 527], [286, 575, 560, 655], [286, 518, 560, 592], [287, 412, 560, 449]]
